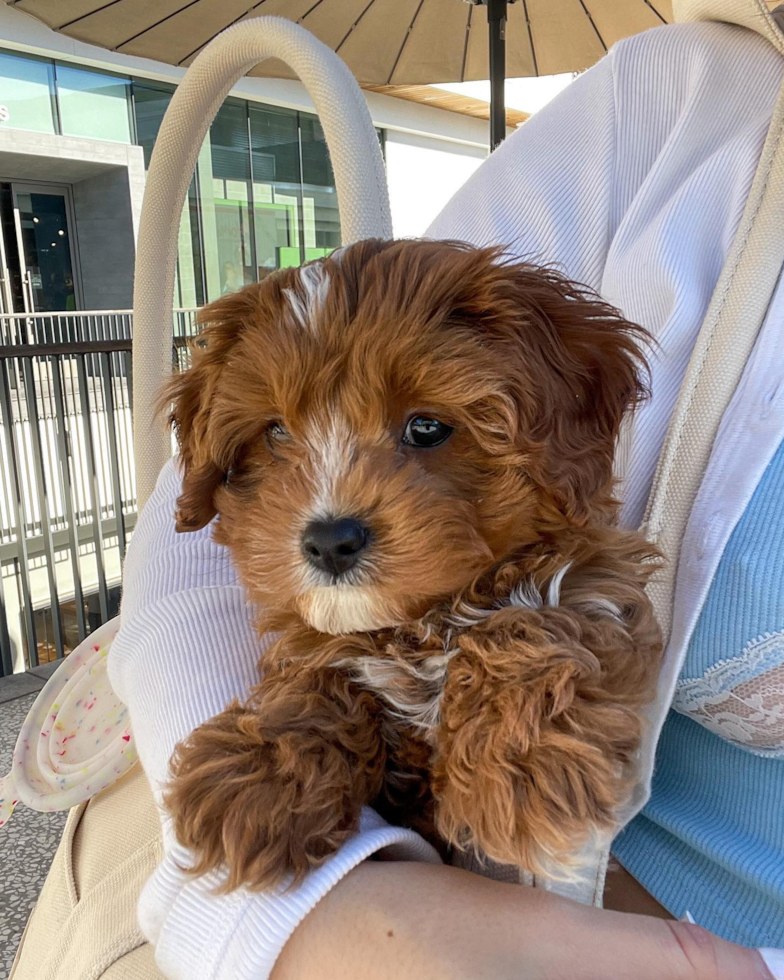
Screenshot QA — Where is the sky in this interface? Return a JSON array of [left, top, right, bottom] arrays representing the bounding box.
[[437, 73, 575, 115]]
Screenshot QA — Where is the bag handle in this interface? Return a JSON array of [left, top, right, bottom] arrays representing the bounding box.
[[132, 16, 392, 508]]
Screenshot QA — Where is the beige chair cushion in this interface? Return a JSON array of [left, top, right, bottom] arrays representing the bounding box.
[[10, 766, 164, 980]]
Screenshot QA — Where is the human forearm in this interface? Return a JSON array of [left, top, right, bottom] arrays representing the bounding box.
[[273, 861, 774, 980]]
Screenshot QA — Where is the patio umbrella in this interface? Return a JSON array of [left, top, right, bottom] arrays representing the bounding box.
[[7, 0, 673, 147]]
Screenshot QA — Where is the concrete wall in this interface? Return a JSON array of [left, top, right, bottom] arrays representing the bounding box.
[[0, 128, 145, 310], [72, 166, 136, 309]]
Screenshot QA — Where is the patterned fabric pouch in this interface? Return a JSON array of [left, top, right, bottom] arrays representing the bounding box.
[[0, 616, 137, 829]]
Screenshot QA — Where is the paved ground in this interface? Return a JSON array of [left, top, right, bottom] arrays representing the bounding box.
[[0, 685, 67, 979]]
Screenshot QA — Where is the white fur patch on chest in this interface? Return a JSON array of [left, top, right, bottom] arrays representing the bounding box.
[[336, 649, 456, 741]]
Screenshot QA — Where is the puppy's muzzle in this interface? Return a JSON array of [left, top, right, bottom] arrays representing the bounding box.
[[302, 517, 370, 576]]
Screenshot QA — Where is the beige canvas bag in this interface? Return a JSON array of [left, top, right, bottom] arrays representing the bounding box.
[[10, 0, 784, 976]]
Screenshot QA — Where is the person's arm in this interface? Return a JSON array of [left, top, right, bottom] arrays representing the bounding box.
[[109, 458, 441, 980], [272, 861, 773, 980]]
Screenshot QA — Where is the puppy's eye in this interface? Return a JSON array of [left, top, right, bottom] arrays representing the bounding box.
[[402, 416, 453, 448], [266, 420, 291, 449]]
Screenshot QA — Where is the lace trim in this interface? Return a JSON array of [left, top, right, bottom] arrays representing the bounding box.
[[672, 629, 784, 758]]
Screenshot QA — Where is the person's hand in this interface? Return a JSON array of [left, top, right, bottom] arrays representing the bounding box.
[[272, 861, 773, 980]]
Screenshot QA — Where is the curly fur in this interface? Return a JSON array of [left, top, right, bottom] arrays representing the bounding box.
[[163, 239, 662, 891]]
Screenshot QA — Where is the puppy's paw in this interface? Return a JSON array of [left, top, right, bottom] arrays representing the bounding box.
[[432, 617, 641, 875], [166, 702, 367, 891]]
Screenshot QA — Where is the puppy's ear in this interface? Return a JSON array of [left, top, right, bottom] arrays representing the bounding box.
[[161, 291, 254, 532], [489, 262, 650, 521]]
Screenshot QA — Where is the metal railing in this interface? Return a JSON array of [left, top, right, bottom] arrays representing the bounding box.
[[0, 309, 198, 675]]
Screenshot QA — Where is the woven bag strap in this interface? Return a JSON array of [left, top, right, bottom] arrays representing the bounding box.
[[132, 17, 391, 509]]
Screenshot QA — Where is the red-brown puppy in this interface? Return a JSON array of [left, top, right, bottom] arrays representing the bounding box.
[[164, 239, 662, 892]]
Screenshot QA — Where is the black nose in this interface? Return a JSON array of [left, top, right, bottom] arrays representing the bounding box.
[[302, 517, 370, 576]]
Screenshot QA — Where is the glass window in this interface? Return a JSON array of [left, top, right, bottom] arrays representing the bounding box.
[[249, 104, 303, 275], [129, 83, 345, 305], [0, 50, 56, 134], [197, 101, 255, 300], [56, 63, 132, 143], [133, 81, 203, 306], [299, 113, 340, 262], [132, 81, 174, 167]]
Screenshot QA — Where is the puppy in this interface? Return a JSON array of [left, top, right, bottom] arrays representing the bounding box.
[[164, 239, 662, 892]]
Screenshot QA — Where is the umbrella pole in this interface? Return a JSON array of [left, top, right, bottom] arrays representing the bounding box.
[[486, 0, 507, 150]]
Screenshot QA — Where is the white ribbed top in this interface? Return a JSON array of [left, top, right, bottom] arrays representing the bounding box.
[[109, 17, 784, 979], [110, 460, 440, 980]]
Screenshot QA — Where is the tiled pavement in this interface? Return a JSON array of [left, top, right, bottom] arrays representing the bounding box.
[[0, 668, 67, 980]]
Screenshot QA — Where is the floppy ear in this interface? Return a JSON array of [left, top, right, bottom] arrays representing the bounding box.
[[162, 291, 253, 532], [483, 261, 650, 522]]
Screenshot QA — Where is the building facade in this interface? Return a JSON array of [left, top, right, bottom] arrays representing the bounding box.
[[0, 2, 492, 318]]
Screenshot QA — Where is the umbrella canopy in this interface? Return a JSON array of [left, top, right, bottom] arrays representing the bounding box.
[[6, 0, 672, 85]]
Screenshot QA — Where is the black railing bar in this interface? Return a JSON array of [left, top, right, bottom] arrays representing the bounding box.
[[115, 360, 134, 512], [88, 353, 111, 532], [50, 358, 87, 642], [0, 340, 134, 358], [75, 354, 109, 621], [100, 352, 127, 561], [127, 347, 134, 421], [37, 362, 63, 533], [11, 358, 43, 547], [63, 356, 89, 533], [0, 363, 37, 666], [0, 568, 12, 677], [22, 357, 65, 662]]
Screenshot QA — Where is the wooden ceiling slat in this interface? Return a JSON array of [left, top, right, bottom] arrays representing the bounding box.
[[365, 82, 529, 126]]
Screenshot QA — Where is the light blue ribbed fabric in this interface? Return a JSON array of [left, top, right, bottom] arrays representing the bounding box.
[[614, 439, 784, 947]]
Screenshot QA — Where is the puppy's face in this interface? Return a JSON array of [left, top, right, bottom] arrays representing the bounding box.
[[169, 240, 646, 634]]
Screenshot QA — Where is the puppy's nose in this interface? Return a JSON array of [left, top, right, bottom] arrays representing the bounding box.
[[302, 517, 370, 576]]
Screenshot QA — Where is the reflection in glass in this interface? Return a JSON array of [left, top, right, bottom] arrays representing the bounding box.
[[300, 113, 341, 262], [0, 50, 56, 134], [250, 104, 303, 275], [133, 81, 175, 167], [16, 191, 76, 313], [134, 81, 203, 306], [198, 101, 255, 301], [55, 64, 132, 143]]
